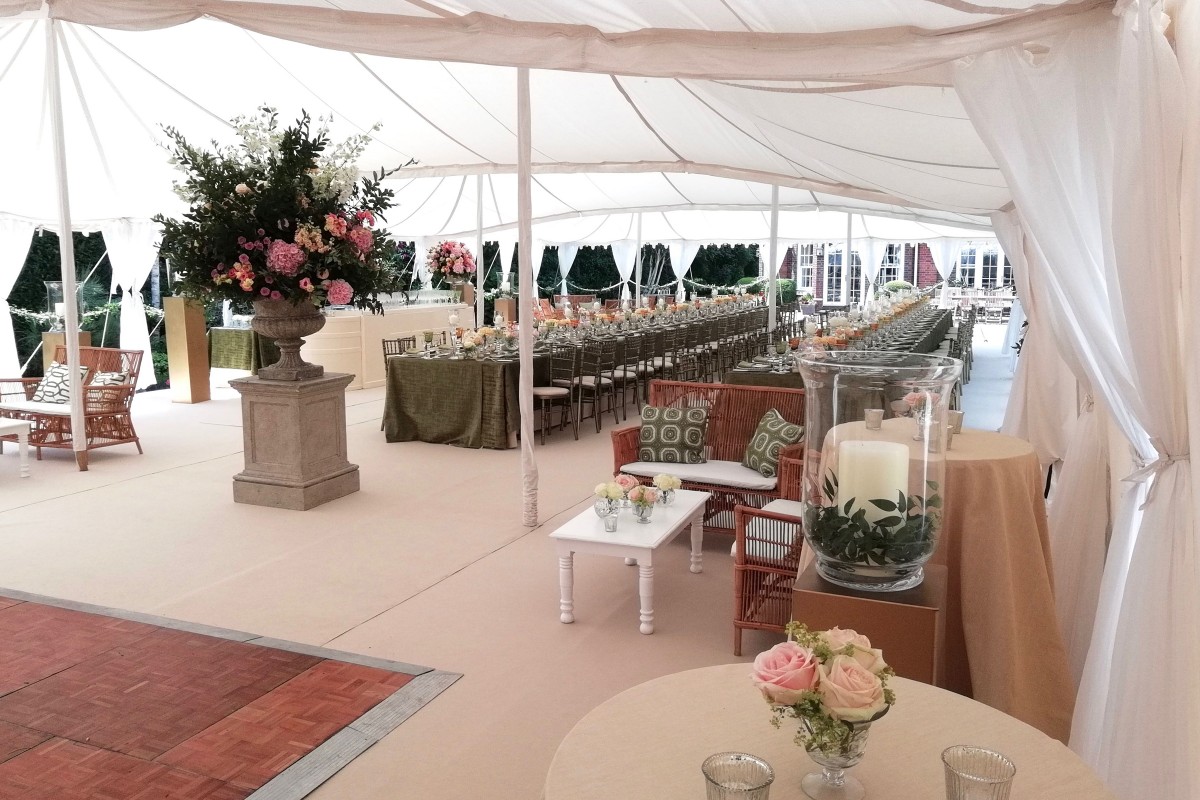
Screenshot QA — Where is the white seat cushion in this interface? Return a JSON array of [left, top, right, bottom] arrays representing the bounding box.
[[1, 400, 71, 416], [760, 499, 805, 518], [729, 501, 805, 560], [532, 386, 569, 397], [621, 460, 777, 491]]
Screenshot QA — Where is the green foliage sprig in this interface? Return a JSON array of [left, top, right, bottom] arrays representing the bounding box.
[[804, 471, 941, 566]]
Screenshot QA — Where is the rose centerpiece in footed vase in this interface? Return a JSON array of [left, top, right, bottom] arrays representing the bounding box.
[[426, 240, 476, 295], [795, 351, 961, 592], [752, 623, 895, 800]]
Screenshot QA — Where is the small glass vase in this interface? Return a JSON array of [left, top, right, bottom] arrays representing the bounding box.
[[800, 717, 877, 800], [657, 489, 676, 506], [631, 504, 654, 524], [594, 498, 618, 519]]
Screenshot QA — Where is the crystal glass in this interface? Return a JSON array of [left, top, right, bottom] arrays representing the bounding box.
[[632, 504, 654, 524], [658, 488, 676, 506], [593, 498, 618, 519], [701, 752, 774, 800], [800, 718, 876, 800], [795, 351, 962, 592], [45, 281, 65, 332], [942, 746, 1015, 800]]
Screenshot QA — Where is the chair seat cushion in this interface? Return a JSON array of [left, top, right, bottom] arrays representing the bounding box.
[[621, 460, 777, 491], [553, 376, 612, 387], [532, 386, 570, 398], [1, 400, 71, 416]]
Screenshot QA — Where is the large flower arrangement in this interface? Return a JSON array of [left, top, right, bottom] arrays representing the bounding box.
[[426, 240, 476, 281], [155, 108, 404, 312], [751, 623, 894, 754]]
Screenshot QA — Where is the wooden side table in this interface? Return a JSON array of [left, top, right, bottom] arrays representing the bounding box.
[[791, 563, 947, 686]]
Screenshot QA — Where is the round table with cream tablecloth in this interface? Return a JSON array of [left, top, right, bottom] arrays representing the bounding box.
[[544, 664, 1113, 800]]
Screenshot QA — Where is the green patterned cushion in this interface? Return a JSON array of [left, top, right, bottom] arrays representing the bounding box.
[[742, 408, 804, 478], [90, 370, 129, 386], [30, 362, 89, 404], [638, 406, 708, 464]]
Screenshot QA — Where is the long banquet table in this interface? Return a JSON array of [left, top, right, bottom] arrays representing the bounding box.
[[544, 664, 1112, 800], [382, 352, 548, 449]]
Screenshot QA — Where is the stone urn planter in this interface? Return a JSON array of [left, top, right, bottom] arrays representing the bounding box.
[[251, 299, 325, 381]]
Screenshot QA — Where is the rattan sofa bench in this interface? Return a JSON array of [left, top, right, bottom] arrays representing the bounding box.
[[0, 345, 144, 470], [611, 380, 806, 535]]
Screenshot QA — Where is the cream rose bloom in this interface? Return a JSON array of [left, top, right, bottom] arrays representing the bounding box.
[[821, 627, 888, 674], [817, 655, 887, 722], [751, 641, 820, 706]]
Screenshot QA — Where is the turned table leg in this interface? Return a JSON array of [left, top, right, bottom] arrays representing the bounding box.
[[638, 563, 655, 634], [558, 553, 575, 624], [689, 515, 704, 574]]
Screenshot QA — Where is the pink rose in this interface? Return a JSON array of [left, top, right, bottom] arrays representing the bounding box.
[[269, 290, 282, 300], [903, 392, 922, 407], [751, 641, 820, 705], [817, 655, 887, 721], [821, 628, 888, 674], [614, 474, 639, 492]]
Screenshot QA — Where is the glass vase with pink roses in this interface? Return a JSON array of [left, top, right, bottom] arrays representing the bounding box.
[[751, 623, 895, 800]]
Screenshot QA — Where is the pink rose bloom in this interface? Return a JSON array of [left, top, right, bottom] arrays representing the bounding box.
[[751, 641, 820, 705], [817, 655, 887, 721], [269, 290, 282, 300], [903, 391, 922, 407], [325, 214, 348, 237], [266, 239, 306, 277], [259, 287, 271, 296], [299, 278, 314, 293], [326, 279, 353, 305], [821, 628, 888, 675], [614, 474, 639, 492]]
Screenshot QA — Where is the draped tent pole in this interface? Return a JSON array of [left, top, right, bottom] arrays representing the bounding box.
[[475, 173, 484, 327], [516, 66, 538, 527], [845, 212, 853, 306], [633, 212, 643, 305], [767, 184, 779, 332], [46, 19, 87, 471]]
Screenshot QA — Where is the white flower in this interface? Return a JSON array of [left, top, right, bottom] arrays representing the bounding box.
[[235, 183, 251, 195]]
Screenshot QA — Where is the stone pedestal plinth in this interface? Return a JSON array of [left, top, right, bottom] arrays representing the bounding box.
[[229, 372, 359, 510]]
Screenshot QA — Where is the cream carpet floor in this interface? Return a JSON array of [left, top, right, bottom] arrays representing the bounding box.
[[0, 330, 1011, 800]]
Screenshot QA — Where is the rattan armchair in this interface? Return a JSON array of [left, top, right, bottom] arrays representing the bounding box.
[[733, 501, 806, 655], [0, 345, 143, 470]]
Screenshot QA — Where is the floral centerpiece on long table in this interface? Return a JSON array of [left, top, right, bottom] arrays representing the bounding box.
[[156, 107, 404, 380], [753, 623, 895, 799]]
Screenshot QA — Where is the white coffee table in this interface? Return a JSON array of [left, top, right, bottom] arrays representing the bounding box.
[[0, 418, 31, 478], [550, 489, 710, 635]]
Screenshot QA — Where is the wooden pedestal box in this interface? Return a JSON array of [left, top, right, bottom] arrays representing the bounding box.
[[494, 297, 517, 324], [791, 563, 947, 687], [41, 331, 92, 373]]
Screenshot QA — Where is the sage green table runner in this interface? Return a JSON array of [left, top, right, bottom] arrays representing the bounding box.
[[724, 369, 804, 390], [383, 354, 548, 449]]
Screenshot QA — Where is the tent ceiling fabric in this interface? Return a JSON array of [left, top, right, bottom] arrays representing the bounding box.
[[0, 1, 1113, 233]]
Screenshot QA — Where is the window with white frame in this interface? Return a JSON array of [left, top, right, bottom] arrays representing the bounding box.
[[824, 245, 844, 304], [980, 248, 1000, 289], [1002, 255, 1014, 287], [958, 245, 977, 288], [796, 244, 815, 292], [847, 250, 863, 305], [879, 244, 902, 285]]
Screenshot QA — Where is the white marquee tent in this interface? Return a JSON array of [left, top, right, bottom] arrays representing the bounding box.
[[1, 2, 1198, 799]]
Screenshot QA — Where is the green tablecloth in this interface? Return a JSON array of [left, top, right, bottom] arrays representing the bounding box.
[[382, 354, 549, 449], [208, 328, 281, 374]]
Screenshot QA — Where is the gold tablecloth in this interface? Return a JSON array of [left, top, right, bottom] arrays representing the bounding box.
[[545, 664, 1110, 800], [806, 419, 1074, 742], [382, 354, 548, 449]]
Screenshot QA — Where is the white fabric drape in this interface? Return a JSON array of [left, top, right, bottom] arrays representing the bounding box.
[[557, 243, 579, 296], [667, 240, 701, 300], [413, 236, 431, 288], [927, 238, 965, 307], [516, 67, 537, 528], [1002, 297, 1025, 372], [101, 219, 159, 391], [854, 237, 884, 305], [957, 8, 1197, 800], [0, 219, 35, 375], [494, 232, 517, 287], [993, 208, 1107, 688], [610, 239, 638, 299]]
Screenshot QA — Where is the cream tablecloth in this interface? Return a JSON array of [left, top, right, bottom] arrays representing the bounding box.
[[544, 664, 1111, 800], [804, 419, 1074, 742]]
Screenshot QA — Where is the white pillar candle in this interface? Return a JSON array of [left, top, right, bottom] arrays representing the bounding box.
[[54, 302, 65, 316], [835, 440, 910, 524]]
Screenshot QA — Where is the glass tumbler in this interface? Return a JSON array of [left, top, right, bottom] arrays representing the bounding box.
[[702, 752, 774, 800], [942, 746, 1015, 800]]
